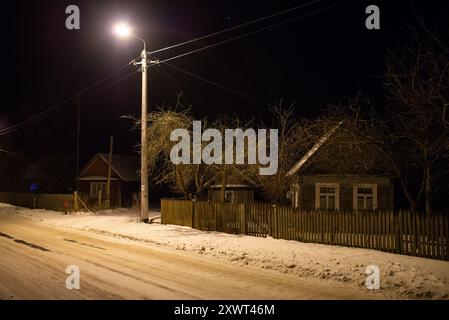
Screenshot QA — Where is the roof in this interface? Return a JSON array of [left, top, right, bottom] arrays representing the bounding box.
[[78, 176, 119, 181], [79, 153, 139, 182], [21, 162, 49, 180], [286, 121, 343, 177], [21, 159, 72, 180]]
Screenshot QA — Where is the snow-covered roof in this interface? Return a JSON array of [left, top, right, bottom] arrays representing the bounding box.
[[286, 121, 343, 177]]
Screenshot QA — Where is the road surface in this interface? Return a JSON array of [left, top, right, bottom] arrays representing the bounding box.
[[0, 214, 384, 300]]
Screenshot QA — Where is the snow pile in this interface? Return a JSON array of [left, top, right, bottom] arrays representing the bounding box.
[[1, 204, 448, 300]]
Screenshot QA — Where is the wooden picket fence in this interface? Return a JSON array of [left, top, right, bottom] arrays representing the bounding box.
[[161, 199, 449, 261], [0, 192, 74, 212]]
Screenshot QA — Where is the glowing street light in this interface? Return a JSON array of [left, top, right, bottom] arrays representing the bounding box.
[[114, 23, 131, 38], [113, 22, 157, 223]]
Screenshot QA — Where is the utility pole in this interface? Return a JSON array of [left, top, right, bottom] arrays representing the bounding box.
[[105, 136, 114, 210], [114, 24, 158, 223], [141, 48, 149, 222], [135, 47, 149, 222]]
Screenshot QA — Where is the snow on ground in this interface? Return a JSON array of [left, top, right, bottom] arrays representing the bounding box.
[[1, 203, 449, 300]]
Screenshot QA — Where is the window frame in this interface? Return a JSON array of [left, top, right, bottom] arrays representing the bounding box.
[[353, 184, 378, 210], [224, 190, 235, 203], [90, 182, 106, 198], [315, 183, 340, 210]]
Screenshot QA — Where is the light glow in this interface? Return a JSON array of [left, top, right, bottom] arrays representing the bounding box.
[[114, 23, 131, 38]]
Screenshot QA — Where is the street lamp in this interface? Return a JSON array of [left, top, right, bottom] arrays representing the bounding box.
[[114, 22, 153, 223]]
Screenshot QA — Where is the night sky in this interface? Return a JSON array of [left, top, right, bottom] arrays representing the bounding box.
[[1, 0, 448, 161]]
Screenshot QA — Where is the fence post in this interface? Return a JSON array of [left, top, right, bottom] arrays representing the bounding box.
[[395, 210, 402, 254], [191, 200, 195, 228], [240, 204, 247, 235], [160, 199, 164, 225], [320, 210, 324, 243], [273, 205, 278, 239], [214, 204, 218, 231], [98, 190, 102, 211], [73, 191, 79, 212]]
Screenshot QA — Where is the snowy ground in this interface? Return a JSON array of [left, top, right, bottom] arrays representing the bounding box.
[[1, 203, 449, 300]]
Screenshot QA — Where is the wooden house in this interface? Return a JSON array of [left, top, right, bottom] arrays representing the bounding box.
[[208, 177, 255, 204], [78, 153, 139, 208], [287, 123, 394, 211], [20, 159, 74, 194]]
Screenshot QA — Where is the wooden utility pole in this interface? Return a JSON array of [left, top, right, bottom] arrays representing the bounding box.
[[105, 136, 114, 209], [140, 48, 149, 222]]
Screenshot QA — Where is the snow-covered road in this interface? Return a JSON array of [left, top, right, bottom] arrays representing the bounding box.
[[0, 213, 382, 300]]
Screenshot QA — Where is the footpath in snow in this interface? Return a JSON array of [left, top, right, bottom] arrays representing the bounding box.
[[1, 203, 448, 300]]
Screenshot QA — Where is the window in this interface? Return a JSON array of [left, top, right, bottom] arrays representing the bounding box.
[[353, 184, 377, 210], [90, 182, 106, 198], [224, 190, 235, 203], [315, 183, 339, 210]]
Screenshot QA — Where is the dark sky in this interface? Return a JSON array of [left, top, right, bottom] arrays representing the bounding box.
[[1, 0, 448, 161]]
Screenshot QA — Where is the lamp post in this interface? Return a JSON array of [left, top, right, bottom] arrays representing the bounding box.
[[114, 23, 154, 222]]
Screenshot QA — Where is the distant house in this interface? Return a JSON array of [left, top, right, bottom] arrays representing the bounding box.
[[208, 178, 255, 204], [21, 159, 74, 194], [78, 153, 139, 208], [287, 123, 394, 211]]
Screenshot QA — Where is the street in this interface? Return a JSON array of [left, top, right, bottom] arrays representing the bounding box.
[[0, 214, 383, 300]]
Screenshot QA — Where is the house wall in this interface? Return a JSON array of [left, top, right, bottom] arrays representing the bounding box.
[[298, 175, 393, 211], [208, 189, 255, 203], [82, 157, 120, 179], [78, 180, 122, 208], [78, 155, 140, 208]]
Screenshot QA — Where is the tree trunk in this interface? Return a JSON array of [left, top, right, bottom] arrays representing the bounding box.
[[220, 170, 228, 202], [386, 150, 418, 212], [175, 167, 189, 199]]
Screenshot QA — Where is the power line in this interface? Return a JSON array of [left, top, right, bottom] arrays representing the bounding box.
[[163, 63, 269, 106], [0, 146, 57, 161], [80, 70, 139, 102], [155, 66, 182, 96], [0, 61, 134, 136], [150, 0, 320, 55], [153, 0, 354, 65], [0, 0, 353, 137], [154, 0, 357, 105]]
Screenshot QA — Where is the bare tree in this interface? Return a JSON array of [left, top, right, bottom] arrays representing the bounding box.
[[382, 34, 449, 214], [125, 104, 221, 200], [235, 101, 307, 205], [324, 32, 449, 214]]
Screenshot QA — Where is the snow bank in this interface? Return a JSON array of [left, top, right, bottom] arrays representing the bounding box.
[[2, 204, 448, 300]]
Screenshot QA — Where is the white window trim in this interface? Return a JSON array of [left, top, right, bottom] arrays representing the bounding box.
[[90, 182, 106, 198], [224, 190, 235, 203], [353, 184, 378, 210], [315, 183, 340, 210]]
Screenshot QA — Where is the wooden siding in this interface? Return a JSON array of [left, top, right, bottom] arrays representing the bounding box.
[[208, 189, 254, 203], [298, 175, 393, 211]]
